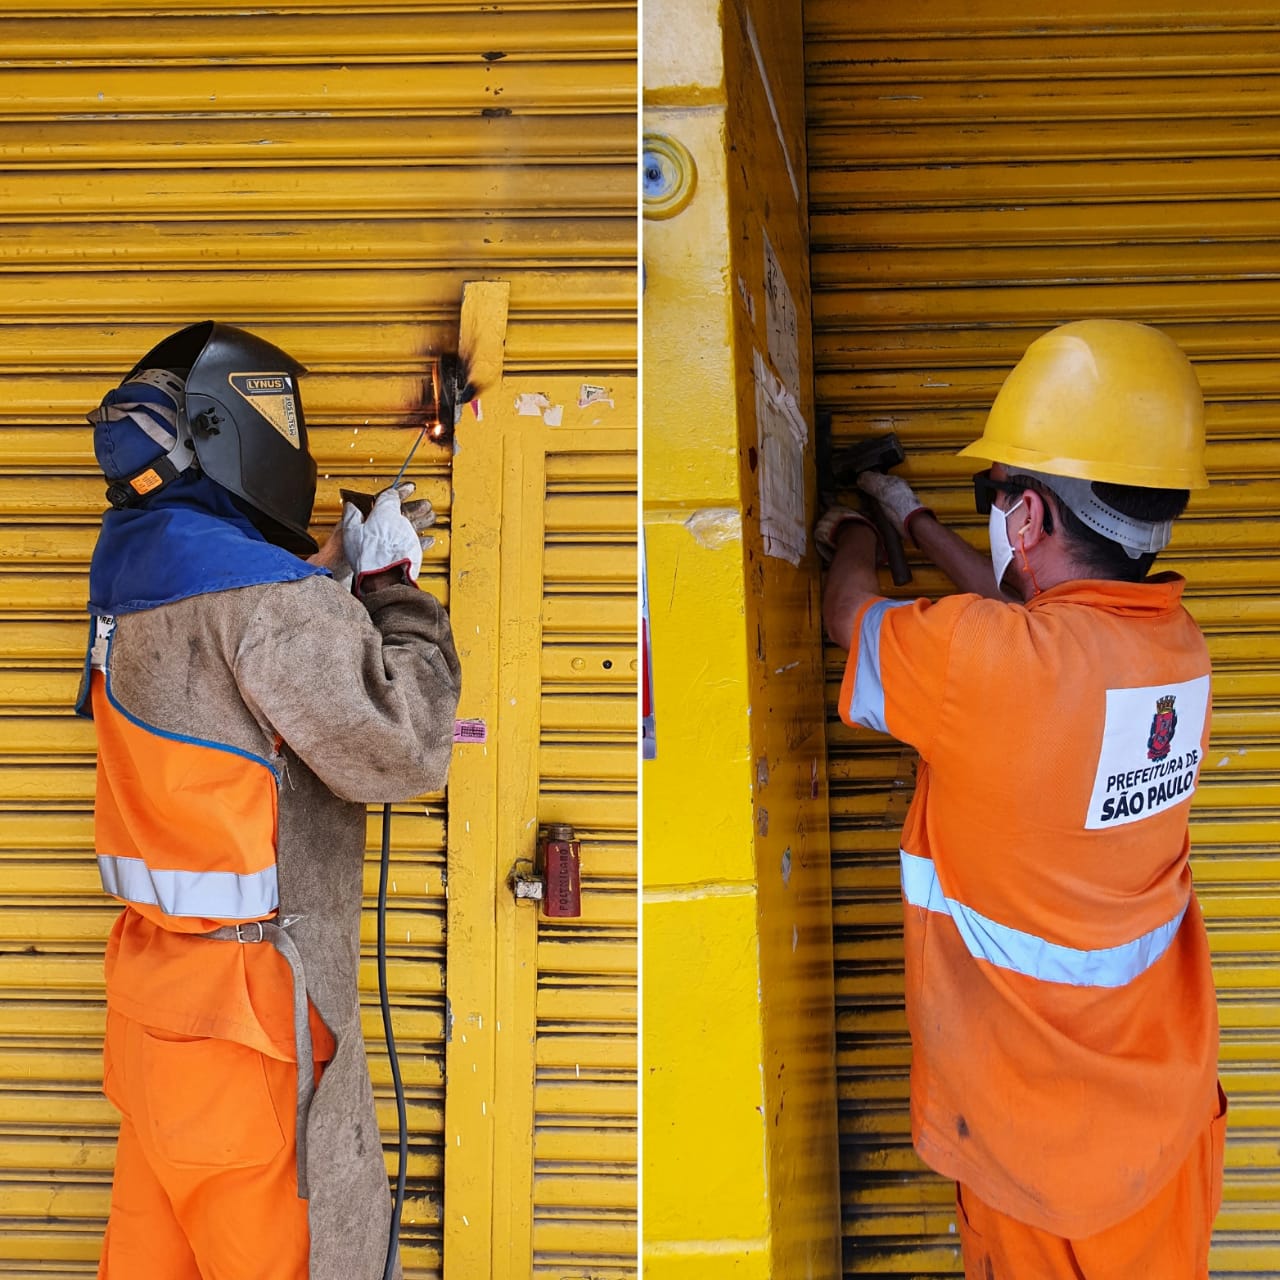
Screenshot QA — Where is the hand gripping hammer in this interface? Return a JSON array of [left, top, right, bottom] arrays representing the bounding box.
[[828, 431, 913, 586]]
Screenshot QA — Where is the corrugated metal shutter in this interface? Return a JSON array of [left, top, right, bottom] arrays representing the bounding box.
[[534, 444, 637, 1276], [442, 379, 635, 1278], [804, 3, 1280, 1274], [0, 7, 634, 1277]]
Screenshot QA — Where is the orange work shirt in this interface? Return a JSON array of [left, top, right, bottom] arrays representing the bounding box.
[[838, 573, 1219, 1237]]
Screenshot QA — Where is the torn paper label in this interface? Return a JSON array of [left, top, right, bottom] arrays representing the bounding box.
[[578, 383, 614, 409], [515, 392, 551, 417], [514, 391, 563, 426], [754, 349, 808, 565]]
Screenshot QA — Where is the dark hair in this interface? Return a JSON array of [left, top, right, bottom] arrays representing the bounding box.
[[1003, 476, 1190, 583]]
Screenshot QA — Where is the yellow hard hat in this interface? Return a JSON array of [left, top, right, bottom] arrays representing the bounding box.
[[959, 319, 1209, 489]]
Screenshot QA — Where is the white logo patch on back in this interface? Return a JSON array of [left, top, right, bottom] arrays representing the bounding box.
[[1084, 675, 1210, 829]]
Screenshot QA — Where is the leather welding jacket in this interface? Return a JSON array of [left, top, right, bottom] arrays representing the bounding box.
[[838, 573, 1220, 1238], [82, 573, 460, 1280]]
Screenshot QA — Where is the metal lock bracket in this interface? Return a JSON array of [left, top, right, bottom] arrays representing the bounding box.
[[510, 859, 544, 902]]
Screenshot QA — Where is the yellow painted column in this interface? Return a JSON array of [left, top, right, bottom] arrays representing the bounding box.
[[642, 0, 842, 1276]]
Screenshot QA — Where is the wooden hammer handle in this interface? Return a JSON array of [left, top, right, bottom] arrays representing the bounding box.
[[862, 495, 913, 586]]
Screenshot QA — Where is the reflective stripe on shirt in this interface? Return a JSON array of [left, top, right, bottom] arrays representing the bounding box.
[[845, 599, 914, 734], [98, 853, 279, 920], [899, 851, 1187, 989]]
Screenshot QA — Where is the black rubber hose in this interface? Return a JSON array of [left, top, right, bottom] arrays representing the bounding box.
[[379, 801, 408, 1280]]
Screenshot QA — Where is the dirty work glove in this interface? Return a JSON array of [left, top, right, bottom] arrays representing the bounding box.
[[397, 481, 437, 548], [342, 484, 423, 596], [814, 505, 878, 563], [856, 470, 931, 540]]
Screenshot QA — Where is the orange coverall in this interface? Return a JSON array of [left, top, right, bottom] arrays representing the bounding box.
[[89, 664, 335, 1280], [839, 574, 1224, 1276]]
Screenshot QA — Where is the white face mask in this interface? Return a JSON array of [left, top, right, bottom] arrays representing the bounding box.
[[988, 497, 1024, 588]]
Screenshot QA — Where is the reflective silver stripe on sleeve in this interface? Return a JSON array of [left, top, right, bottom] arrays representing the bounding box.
[[844, 599, 913, 733], [899, 851, 1187, 989], [98, 854, 278, 920]]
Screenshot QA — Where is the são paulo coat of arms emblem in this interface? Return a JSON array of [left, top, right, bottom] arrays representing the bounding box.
[[1147, 694, 1178, 761]]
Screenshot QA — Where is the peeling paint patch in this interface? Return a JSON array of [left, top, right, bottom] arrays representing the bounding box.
[[757, 756, 770, 789], [792, 924, 799, 952], [737, 273, 756, 322], [774, 660, 799, 674], [756, 807, 769, 837], [684, 507, 742, 549], [781, 847, 792, 885]]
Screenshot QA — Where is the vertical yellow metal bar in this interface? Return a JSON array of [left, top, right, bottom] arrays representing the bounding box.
[[442, 283, 512, 1279], [489, 414, 548, 1277]]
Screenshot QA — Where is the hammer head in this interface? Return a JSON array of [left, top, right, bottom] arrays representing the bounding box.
[[834, 431, 906, 483]]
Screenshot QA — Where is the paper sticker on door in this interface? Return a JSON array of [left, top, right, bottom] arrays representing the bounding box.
[[1084, 675, 1210, 829], [229, 372, 301, 448]]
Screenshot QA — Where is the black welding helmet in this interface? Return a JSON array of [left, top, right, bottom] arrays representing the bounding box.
[[124, 321, 318, 554]]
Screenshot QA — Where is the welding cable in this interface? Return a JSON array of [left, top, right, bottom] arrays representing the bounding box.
[[378, 801, 408, 1280]]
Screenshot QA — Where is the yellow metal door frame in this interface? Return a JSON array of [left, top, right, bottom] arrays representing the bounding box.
[[444, 283, 636, 1275]]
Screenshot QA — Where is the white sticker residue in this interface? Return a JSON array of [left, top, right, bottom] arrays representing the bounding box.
[[515, 392, 551, 418], [763, 231, 800, 397], [513, 391, 563, 426], [753, 349, 808, 566], [1083, 675, 1210, 829]]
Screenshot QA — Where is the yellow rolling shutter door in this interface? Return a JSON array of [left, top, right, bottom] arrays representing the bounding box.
[[0, 7, 635, 1277], [534, 445, 638, 1275], [805, 3, 1280, 1274]]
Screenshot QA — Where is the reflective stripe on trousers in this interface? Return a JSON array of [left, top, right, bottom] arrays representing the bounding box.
[[900, 851, 1188, 988]]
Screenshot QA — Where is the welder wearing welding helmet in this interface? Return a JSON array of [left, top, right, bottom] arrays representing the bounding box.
[[81, 321, 461, 1280], [819, 320, 1225, 1280]]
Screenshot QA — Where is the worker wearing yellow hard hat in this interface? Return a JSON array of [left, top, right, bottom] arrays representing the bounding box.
[[819, 320, 1224, 1280]]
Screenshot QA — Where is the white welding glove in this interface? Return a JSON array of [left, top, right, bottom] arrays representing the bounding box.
[[856, 470, 926, 538], [342, 484, 424, 595], [400, 484, 437, 549], [814, 505, 877, 563]]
